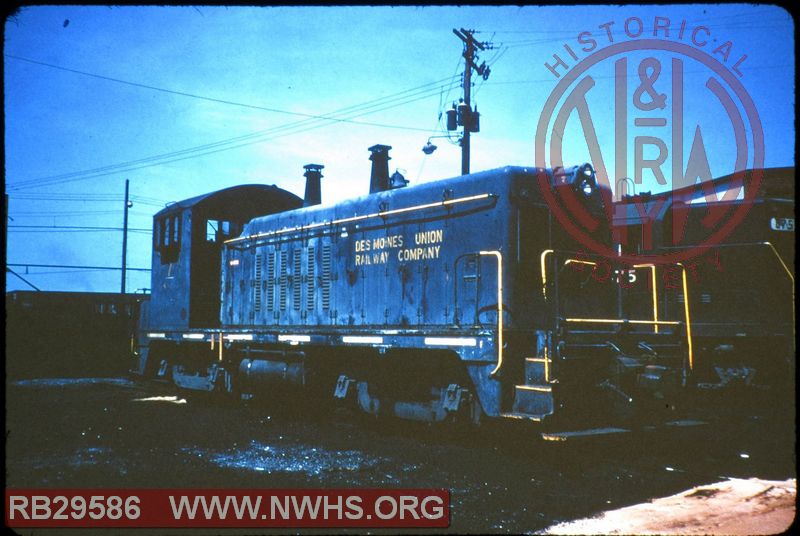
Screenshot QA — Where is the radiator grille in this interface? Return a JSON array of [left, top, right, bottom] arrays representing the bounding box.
[[254, 253, 263, 312], [266, 251, 275, 312], [321, 244, 332, 310], [279, 250, 288, 311], [292, 248, 302, 310], [307, 246, 316, 310]]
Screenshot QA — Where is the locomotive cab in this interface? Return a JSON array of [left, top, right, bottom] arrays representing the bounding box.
[[144, 185, 302, 333]]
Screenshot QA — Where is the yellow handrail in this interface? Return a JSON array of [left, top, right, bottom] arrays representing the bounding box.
[[541, 249, 598, 300], [675, 263, 694, 370], [761, 241, 794, 282], [540, 249, 554, 300], [564, 259, 597, 267], [480, 250, 504, 377], [633, 264, 659, 333], [543, 344, 550, 383], [541, 249, 697, 377], [762, 241, 795, 351]]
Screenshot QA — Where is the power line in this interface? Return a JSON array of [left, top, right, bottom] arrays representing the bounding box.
[[6, 267, 41, 291], [480, 64, 792, 86], [9, 85, 460, 191], [11, 269, 116, 275], [9, 229, 151, 234], [6, 54, 454, 130], [12, 191, 168, 202], [473, 45, 508, 99], [9, 224, 150, 232], [11, 198, 166, 209], [7, 72, 461, 190], [12, 192, 122, 200], [416, 59, 463, 183], [8, 263, 151, 272], [9, 209, 152, 217], [21, 193, 169, 207]]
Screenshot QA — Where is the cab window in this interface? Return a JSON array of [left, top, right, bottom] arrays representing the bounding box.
[[156, 213, 181, 264]]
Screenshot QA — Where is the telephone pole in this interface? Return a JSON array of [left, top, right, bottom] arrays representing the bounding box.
[[451, 28, 493, 175], [121, 179, 130, 294]]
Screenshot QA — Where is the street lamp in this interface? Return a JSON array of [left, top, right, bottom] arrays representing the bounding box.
[[421, 135, 458, 155]]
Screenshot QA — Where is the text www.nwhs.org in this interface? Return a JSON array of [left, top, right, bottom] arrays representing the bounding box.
[[169, 493, 446, 521]]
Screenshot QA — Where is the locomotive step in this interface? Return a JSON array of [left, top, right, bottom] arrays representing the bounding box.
[[499, 412, 545, 422], [540, 421, 707, 442], [515, 384, 552, 392], [512, 383, 554, 416], [541, 427, 631, 441]]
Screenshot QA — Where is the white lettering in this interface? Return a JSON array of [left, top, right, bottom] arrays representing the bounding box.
[[9, 496, 30, 520]]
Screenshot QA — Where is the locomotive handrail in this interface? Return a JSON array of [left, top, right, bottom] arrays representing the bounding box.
[[479, 250, 504, 377], [675, 263, 694, 370], [563, 264, 693, 368], [547, 257, 659, 333], [761, 241, 795, 351], [540, 249, 553, 300], [563, 259, 597, 267], [224, 192, 496, 245], [632, 264, 659, 333], [760, 242, 794, 282], [540, 249, 604, 301], [542, 248, 695, 369]]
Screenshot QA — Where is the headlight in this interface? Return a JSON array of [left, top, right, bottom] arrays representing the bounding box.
[[580, 164, 595, 195]]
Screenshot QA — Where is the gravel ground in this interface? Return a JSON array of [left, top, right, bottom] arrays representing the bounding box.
[[5, 376, 796, 535]]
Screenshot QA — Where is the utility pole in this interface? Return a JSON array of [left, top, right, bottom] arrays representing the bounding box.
[[4, 193, 9, 268], [121, 179, 130, 294], [451, 28, 493, 175]]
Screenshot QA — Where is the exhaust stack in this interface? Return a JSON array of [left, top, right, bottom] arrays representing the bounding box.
[[368, 144, 392, 194], [303, 164, 324, 207]]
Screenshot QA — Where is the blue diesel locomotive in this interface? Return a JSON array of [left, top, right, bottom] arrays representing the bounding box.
[[135, 145, 701, 431]]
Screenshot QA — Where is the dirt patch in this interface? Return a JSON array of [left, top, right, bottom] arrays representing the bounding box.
[[543, 478, 796, 535]]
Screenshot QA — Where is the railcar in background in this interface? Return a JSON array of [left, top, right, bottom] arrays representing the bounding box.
[[7, 290, 147, 379], [612, 167, 795, 394]]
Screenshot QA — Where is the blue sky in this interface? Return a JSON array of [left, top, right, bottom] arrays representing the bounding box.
[[4, 4, 794, 292]]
